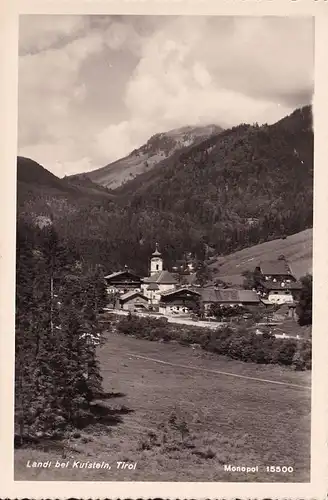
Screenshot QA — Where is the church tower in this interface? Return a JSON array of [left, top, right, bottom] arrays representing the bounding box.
[[150, 243, 163, 276]]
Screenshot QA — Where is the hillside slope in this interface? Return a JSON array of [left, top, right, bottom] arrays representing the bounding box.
[[115, 106, 313, 255], [211, 228, 312, 285], [70, 124, 223, 189], [17, 156, 70, 191], [16, 106, 313, 275], [17, 156, 114, 202]]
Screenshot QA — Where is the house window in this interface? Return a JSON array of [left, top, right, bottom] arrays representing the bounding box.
[[156, 264, 159, 270]]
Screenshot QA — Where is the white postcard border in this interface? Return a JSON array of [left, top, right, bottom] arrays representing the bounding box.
[[1, 1, 327, 498]]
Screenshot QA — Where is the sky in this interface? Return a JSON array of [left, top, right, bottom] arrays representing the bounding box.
[[18, 15, 314, 177]]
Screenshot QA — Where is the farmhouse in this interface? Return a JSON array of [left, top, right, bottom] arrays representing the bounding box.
[[158, 288, 201, 316], [255, 259, 302, 304], [119, 290, 149, 311], [104, 268, 142, 294], [258, 259, 295, 281], [201, 288, 261, 312], [105, 248, 303, 318]]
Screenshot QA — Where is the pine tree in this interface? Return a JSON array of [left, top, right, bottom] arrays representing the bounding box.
[[15, 220, 106, 440]]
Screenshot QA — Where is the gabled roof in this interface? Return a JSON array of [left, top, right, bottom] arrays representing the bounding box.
[[259, 260, 292, 276], [105, 270, 141, 281], [160, 288, 201, 298], [201, 288, 260, 304], [119, 290, 148, 302], [143, 270, 178, 285], [147, 283, 159, 291]]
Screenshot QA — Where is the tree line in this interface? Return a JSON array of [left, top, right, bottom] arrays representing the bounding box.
[[15, 218, 108, 443]]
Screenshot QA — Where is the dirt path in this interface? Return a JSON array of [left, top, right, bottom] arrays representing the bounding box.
[[125, 352, 311, 389]]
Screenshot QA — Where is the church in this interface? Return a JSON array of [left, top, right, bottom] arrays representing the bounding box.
[[105, 244, 198, 313], [140, 244, 178, 306]]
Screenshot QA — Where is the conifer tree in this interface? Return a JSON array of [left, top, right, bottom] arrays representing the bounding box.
[[15, 219, 106, 439]]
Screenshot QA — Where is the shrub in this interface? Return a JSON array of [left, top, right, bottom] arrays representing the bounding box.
[[300, 340, 312, 370], [114, 316, 311, 370], [273, 339, 297, 366], [292, 350, 306, 371]]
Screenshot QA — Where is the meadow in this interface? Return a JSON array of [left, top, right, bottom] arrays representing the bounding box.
[[210, 228, 312, 285], [15, 329, 311, 482]]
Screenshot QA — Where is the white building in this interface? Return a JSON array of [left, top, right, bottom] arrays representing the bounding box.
[[141, 244, 178, 306]]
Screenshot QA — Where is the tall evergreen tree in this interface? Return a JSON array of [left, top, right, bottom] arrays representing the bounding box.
[[15, 219, 106, 440]]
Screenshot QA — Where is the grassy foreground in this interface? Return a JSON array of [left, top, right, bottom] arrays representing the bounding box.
[[15, 331, 311, 482]]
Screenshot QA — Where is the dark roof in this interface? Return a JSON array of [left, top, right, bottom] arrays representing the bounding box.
[[201, 288, 260, 304], [261, 280, 302, 291], [105, 270, 141, 281], [160, 288, 201, 298], [147, 283, 159, 291], [259, 260, 292, 276], [143, 270, 178, 285], [152, 243, 162, 257], [119, 291, 148, 303]]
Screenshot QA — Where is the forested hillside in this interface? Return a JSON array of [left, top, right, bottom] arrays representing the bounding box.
[[17, 106, 313, 276], [18, 156, 114, 203], [117, 106, 313, 254]]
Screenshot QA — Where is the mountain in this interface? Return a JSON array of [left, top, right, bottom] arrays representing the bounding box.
[[68, 124, 223, 189], [209, 228, 312, 286], [17, 156, 114, 201], [16, 106, 313, 276], [114, 105, 313, 254], [17, 156, 70, 191]]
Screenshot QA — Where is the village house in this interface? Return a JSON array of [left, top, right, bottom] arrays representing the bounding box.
[[254, 259, 302, 305], [104, 267, 142, 295], [105, 249, 303, 318], [158, 288, 201, 316], [201, 287, 261, 312], [119, 290, 149, 312]]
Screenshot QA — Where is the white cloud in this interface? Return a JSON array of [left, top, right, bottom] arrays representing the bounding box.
[[96, 16, 313, 164], [18, 16, 314, 176], [19, 15, 87, 53], [18, 30, 104, 148]]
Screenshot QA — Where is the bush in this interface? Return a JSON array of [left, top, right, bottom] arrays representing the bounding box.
[[272, 339, 297, 366], [292, 350, 306, 371], [300, 340, 312, 370], [114, 316, 311, 370]]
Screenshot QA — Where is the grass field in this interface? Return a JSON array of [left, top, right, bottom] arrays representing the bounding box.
[[210, 228, 312, 285], [15, 331, 311, 482]]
